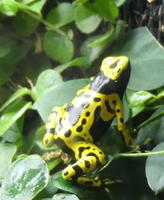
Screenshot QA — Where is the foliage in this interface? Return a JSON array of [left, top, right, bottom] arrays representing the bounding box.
[[0, 0, 164, 200]]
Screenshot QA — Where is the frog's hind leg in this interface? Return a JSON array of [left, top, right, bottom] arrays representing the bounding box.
[[62, 142, 118, 187]]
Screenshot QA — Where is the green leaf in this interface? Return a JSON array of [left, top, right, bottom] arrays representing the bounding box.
[[52, 193, 79, 200], [43, 31, 74, 63], [0, 0, 18, 16], [146, 143, 164, 194], [2, 118, 24, 144], [51, 172, 95, 198], [75, 4, 101, 34], [113, 27, 164, 91], [88, 25, 115, 47], [47, 3, 74, 28], [86, 0, 118, 21], [18, 0, 46, 15], [0, 100, 32, 136], [136, 106, 164, 145], [55, 57, 85, 72], [13, 12, 39, 36], [0, 143, 17, 179], [35, 69, 63, 97], [33, 79, 89, 122], [80, 37, 106, 66], [1, 155, 49, 200], [0, 87, 31, 112], [128, 90, 155, 107]]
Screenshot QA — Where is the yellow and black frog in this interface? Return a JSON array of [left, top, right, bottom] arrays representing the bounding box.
[[43, 56, 133, 187]]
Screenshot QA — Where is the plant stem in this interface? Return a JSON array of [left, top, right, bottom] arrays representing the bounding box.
[[101, 150, 164, 170], [118, 150, 164, 157]]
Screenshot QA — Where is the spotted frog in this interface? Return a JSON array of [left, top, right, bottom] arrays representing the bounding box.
[[43, 56, 133, 187]]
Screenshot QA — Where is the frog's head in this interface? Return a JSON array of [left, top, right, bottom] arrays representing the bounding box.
[[100, 56, 130, 80], [43, 133, 55, 147]]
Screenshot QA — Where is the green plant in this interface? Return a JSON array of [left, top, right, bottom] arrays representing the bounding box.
[[0, 0, 164, 200]]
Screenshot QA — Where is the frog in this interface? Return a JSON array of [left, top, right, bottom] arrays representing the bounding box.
[[43, 56, 133, 187]]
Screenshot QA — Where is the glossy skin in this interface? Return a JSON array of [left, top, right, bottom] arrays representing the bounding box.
[[43, 56, 132, 187]]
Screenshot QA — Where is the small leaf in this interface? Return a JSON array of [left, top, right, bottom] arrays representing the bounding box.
[[20, 0, 46, 15], [33, 79, 89, 122], [88, 25, 115, 47], [86, 0, 118, 21], [146, 143, 164, 194], [43, 31, 74, 63], [0, 143, 17, 179], [75, 4, 101, 34], [55, 57, 85, 72], [13, 12, 39, 36], [0, 87, 31, 112], [35, 69, 63, 97], [0, 100, 32, 136], [0, 0, 18, 16], [47, 3, 74, 28], [1, 155, 49, 200]]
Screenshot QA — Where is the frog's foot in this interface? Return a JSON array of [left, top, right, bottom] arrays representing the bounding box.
[[77, 177, 122, 187], [102, 178, 123, 186], [130, 138, 154, 152], [139, 138, 154, 152], [77, 176, 102, 187]]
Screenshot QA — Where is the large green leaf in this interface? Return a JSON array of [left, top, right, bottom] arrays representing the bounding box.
[[75, 4, 101, 34], [113, 27, 164, 90], [0, 143, 17, 179], [1, 155, 49, 200], [0, 100, 32, 136], [146, 143, 164, 194], [47, 3, 74, 28], [33, 79, 89, 122], [43, 31, 74, 63]]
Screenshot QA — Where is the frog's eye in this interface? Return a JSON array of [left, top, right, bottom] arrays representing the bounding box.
[[43, 133, 54, 147]]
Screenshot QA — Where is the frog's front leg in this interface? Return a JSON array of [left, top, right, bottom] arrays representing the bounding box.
[[111, 94, 133, 147], [62, 142, 116, 187]]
